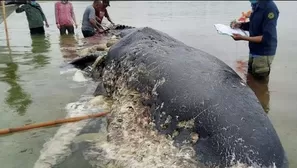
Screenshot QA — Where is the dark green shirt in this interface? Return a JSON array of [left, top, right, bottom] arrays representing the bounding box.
[[16, 3, 47, 29]]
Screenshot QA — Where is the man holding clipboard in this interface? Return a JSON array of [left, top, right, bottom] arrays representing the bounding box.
[[230, 0, 279, 80]]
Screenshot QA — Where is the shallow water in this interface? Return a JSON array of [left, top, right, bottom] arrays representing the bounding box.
[[0, 1, 296, 168]]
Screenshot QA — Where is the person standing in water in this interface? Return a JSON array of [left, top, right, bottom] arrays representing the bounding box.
[[95, 0, 115, 27], [55, 0, 78, 35], [230, 0, 279, 80], [81, 0, 102, 38], [15, 0, 49, 35]]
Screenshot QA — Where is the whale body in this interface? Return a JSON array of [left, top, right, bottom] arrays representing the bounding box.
[[94, 27, 288, 168]]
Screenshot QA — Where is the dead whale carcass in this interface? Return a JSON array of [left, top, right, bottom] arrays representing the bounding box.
[[35, 26, 288, 168], [91, 27, 288, 168]]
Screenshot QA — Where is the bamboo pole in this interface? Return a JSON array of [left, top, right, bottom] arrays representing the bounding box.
[[0, 112, 109, 136], [1, 0, 11, 48]]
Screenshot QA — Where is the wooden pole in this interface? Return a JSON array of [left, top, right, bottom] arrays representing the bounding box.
[[1, 0, 11, 48], [0, 112, 109, 136]]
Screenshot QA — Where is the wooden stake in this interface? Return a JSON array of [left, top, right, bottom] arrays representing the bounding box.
[[1, 0, 10, 48], [0, 112, 109, 136]]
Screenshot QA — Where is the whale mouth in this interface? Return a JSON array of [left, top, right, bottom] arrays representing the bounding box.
[[33, 85, 200, 168], [85, 85, 200, 168]]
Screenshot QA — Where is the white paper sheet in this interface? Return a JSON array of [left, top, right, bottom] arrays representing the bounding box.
[[214, 24, 247, 36]]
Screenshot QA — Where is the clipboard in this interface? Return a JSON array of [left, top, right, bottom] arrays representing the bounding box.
[[214, 24, 248, 37]]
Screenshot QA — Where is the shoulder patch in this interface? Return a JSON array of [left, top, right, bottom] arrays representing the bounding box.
[[268, 12, 274, 19]]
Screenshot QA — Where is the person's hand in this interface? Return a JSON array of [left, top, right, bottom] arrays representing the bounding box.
[[46, 23, 49, 28], [232, 33, 244, 41], [75, 24, 78, 29], [56, 24, 60, 29], [230, 20, 241, 29], [97, 28, 104, 34], [99, 11, 105, 18]]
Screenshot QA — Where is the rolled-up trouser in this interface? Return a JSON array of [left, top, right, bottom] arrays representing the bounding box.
[[248, 55, 275, 79], [60, 25, 74, 35], [30, 26, 45, 35]]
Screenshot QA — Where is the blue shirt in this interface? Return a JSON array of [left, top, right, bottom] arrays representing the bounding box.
[[82, 5, 96, 31], [241, 0, 279, 56]]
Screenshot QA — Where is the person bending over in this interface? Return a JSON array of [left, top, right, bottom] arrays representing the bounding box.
[[81, 0, 103, 38], [95, 0, 115, 28], [16, 0, 49, 35]]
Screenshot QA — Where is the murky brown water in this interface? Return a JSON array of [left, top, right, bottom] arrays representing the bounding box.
[[0, 1, 296, 167]]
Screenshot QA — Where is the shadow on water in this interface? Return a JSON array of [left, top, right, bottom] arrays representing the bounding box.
[[59, 34, 79, 60], [246, 73, 270, 113], [30, 34, 51, 69], [235, 60, 270, 113], [0, 34, 51, 116], [0, 61, 32, 116]]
